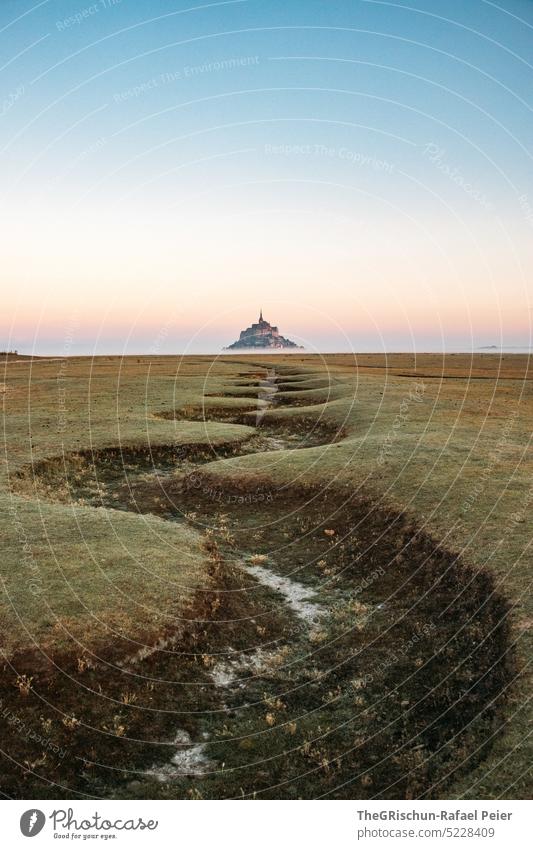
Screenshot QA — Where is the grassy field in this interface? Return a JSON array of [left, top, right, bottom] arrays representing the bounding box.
[[0, 352, 530, 799]]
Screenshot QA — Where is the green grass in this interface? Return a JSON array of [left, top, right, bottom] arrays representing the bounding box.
[[1, 498, 206, 659], [2, 356, 257, 659], [0, 352, 530, 799]]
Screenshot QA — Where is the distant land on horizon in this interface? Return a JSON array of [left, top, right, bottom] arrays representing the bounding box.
[[224, 309, 303, 350]]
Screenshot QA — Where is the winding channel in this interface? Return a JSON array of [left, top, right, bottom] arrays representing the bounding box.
[[8, 365, 514, 798]]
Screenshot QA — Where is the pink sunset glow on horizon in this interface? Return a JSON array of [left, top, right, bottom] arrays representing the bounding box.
[[1, 0, 532, 356], [2, 197, 531, 355]]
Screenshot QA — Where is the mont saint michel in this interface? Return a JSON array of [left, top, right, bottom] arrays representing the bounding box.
[[225, 309, 303, 350]]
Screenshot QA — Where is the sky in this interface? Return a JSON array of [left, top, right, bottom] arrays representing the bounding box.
[[1, 0, 532, 354]]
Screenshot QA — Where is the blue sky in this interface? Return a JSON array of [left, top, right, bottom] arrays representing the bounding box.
[[1, 0, 532, 353]]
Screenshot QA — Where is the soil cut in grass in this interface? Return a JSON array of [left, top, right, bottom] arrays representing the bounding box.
[[0, 362, 518, 799], [0, 471, 513, 800]]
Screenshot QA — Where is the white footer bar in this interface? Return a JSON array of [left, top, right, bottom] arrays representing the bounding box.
[[4, 799, 530, 848]]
